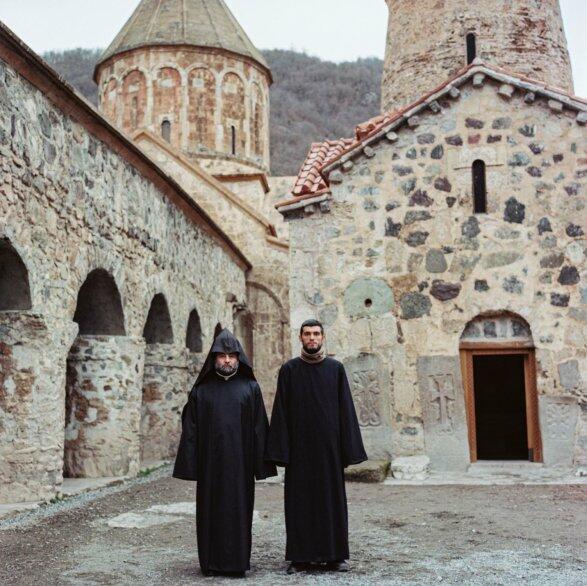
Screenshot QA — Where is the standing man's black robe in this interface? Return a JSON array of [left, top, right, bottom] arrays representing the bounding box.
[[266, 357, 367, 563], [173, 330, 277, 575]]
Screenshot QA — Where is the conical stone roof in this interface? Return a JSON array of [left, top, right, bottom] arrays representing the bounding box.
[[97, 0, 269, 71]]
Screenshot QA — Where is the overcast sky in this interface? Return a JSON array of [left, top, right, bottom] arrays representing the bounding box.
[[1, 0, 585, 96]]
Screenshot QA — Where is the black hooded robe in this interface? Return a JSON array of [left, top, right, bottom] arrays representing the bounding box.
[[173, 329, 277, 575], [266, 357, 367, 563]]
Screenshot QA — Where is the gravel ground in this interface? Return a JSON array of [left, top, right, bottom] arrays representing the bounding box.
[[1, 466, 585, 585]]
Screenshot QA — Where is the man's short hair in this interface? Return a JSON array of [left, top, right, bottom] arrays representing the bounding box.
[[299, 319, 324, 336]]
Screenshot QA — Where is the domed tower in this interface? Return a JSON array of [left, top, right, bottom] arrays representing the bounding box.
[[95, 0, 272, 174], [382, 0, 574, 112]]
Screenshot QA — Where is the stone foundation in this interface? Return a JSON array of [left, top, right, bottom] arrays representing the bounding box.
[[0, 313, 76, 504], [140, 345, 189, 462], [64, 336, 146, 478]]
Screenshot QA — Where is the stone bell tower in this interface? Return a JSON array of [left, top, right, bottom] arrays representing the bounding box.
[[94, 0, 272, 175], [381, 0, 574, 112]]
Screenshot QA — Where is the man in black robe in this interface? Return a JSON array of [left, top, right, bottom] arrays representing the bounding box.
[[173, 329, 276, 577], [266, 319, 367, 574]]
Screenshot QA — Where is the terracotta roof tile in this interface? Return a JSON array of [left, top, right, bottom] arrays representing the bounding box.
[[278, 62, 587, 210]]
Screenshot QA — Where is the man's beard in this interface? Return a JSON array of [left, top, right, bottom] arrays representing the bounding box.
[[216, 363, 239, 377], [302, 344, 322, 355]]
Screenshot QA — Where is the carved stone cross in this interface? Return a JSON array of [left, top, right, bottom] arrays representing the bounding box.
[[429, 374, 455, 431]]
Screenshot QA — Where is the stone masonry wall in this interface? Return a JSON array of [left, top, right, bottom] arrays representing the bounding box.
[[382, 0, 574, 112], [97, 46, 271, 173], [287, 80, 585, 469], [0, 55, 246, 502]]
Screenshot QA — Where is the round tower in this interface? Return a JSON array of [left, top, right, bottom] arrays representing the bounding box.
[[95, 0, 271, 174], [382, 0, 574, 113]]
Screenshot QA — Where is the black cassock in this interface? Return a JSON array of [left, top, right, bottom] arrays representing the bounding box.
[[173, 329, 276, 574], [266, 357, 367, 563]]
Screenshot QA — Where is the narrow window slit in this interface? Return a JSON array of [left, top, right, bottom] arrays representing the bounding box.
[[231, 125, 237, 155], [472, 159, 487, 214], [161, 120, 171, 142], [467, 33, 477, 65]]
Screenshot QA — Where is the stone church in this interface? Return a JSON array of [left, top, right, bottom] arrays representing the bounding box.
[[278, 0, 586, 477], [0, 0, 291, 504]]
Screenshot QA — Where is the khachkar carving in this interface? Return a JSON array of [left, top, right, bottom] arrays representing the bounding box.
[[350, 367, 382, 427], [428, 374, 456, 432], [544, 402, 575, 440]]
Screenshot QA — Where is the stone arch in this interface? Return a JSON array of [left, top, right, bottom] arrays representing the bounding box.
[[460, 311, 533, 346], [186, 309, 203, 353], [153, 67, 182, 147], [250, 83, 265, 157], [101, 76, 119, 124], [73, 269, 126, 336], [0, 239, 32, 311], [459, 311, 541, 464], [221, 72, 246, 156], [188, 67, 217, 152], [121, 69, 147, 134], [143, 293, 173, 344]]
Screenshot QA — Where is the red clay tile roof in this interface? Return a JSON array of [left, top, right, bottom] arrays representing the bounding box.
[[277, 61, 587, 210], [291, 138, 355, 198]]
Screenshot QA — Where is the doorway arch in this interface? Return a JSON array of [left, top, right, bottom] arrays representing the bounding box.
[[460, 312, 542, 462]]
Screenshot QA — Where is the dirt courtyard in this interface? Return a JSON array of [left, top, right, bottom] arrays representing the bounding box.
[[1, 467, 585, 585]]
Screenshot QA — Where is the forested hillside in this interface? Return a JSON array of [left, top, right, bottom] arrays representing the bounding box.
[[43, 48, 383, 175]]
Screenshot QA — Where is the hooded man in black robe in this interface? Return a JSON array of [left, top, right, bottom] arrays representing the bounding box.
[[266, 319, 367, 574], [173, 329, 276, 577]]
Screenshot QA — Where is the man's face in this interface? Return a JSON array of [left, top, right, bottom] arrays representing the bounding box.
[[215, 352, 239, 376], [299, 326, 324, 354]]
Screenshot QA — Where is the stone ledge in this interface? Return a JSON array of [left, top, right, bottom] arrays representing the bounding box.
[[345, 460, 390, 483]]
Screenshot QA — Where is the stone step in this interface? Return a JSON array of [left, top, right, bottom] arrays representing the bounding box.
[[345, 460, 390, 483], [468, 461, 545, 477]]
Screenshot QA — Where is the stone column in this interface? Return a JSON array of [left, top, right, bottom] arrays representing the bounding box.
[[64, 335, 145, 478], [0, 313, 77, 504], [140, 345, 189, 463]]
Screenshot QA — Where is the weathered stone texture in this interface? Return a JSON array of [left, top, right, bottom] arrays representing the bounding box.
[[0, 56, 246, 502], [382, 0, 574, 112], [285, 80, 586, 471], [97, 47, 271, 173]]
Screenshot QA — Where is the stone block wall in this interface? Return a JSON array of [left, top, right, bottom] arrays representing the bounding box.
[[0, 53, 247, 502], [286, 79, 585, 470], [97, 46, 271, 173], [382, 0, 573, 112]]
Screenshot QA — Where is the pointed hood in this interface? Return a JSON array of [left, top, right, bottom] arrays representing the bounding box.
[[96, 0, 269, 74], [194, 328, 255, 387]]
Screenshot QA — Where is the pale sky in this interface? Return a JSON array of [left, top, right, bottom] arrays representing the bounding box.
[[1, 0, 585, 96]]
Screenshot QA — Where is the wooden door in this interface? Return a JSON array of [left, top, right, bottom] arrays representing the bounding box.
[[460, 346, 542, 463]]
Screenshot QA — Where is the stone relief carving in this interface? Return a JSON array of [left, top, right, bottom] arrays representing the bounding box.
[[544, 402, 575, 440], [428, 373, 456, 432], [350, 367, 382, 427]]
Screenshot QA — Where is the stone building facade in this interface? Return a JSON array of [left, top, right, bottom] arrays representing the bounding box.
[[0, 21, 251, 503], [382, 0, 573, 112], [0, 0, 291, 504], [280, 2, 585, 476], [95, 0, 290, 409]]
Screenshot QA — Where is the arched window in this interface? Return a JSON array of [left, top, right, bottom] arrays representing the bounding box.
[[73, 269, 126, 336], [472, 159, 487, 214], [186, 309, 203, 353], [0, 240, 32, 310], [161, 120, 171, 143], [231, 126, 237, 155], [143, 294, 173, 344], [466, 33, 477, 65]]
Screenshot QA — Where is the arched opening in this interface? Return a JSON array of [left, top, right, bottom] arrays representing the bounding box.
[[65, 269, 135, 479], [122, 69, 147, 133], [141, 294, 183, 463], [73, 269, 126, 336], [472, 159, 487, 214], [161, 120, 171, 143], [460, 313, 542, 463], [186, 309, 203, 353], [143, 294, 173, 344], [221, 72, 245, 156], [0, 239, 32, 310], [466, 32, 477, 65]]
